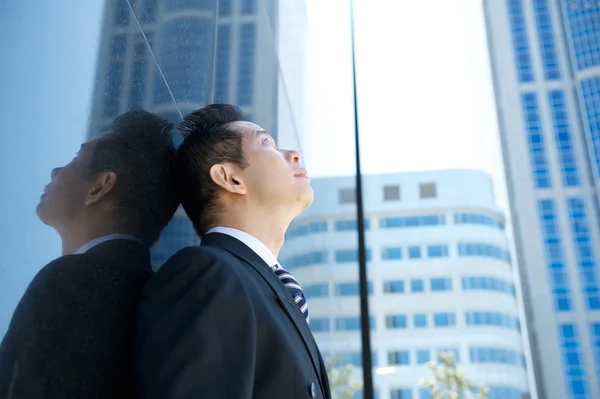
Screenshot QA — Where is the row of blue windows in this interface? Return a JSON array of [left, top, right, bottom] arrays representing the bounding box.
[[387, 348, 460, 366], [237, 23, 255, 106], [286, 212, 503, 239], [533, 0, 561, 80], [559, 323, 590, 399], [313, 311, 519, 332], [564, 0, 600, 71], [548, 90, 580, 186], [507, 0, 534, 82], [458, 243, 510, 262], [538, 199, 573, 311], [567, 197, 600, 310], [304, 275, 515, 298], [354, 385, 526, 399], [466, 311, 520, 331], [282, 242, 511, 269], [580, 77, 600, 178], [522, 92, 552, 188], [214, 25, 231, 103], [382, 311, 519, 331], [382, 244, 448, 260], [454, 212, 503, 228], [380, 214, 445, 228], [591, 322, 600, 392], [469, 347, 526, 368]]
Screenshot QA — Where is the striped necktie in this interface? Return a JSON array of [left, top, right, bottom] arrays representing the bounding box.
[[273, 264, 309, 325]]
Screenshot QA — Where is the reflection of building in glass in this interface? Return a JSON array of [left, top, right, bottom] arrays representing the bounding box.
[[280, 170, 530, 399], [484, 1, 600, 398], [88, 0, 304, 267]]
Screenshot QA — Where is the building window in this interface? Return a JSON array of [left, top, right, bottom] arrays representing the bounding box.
[[338, 188, 356, 204], [590, 322, 600, 387], [533, 0, 561, 80], [335, 219, 371, 231], [521, 92, 552, 188], [416, 349, 431, 364], [386, 315, 408, 329], [433, 312, 456, 327], [427, 244, 449, 258], [580, 77, 600, 177], [240, 0, 256, 14], [566, 197, 600, 309], [384, 185, 400, 201], [465, 311, 520, 331], [462, 276, 515, 296], [419, 183, 437, 199], [335, 317, 375, 331], [214, 25, 232, 103], [237, 23, 256, 106], [335, 249, 372, 263], [430, 277, 452, 292], [454, 213, 503, 229], [281, 251, 327, 270], [564, 1, 600, 71], [388, 350, 410, 366], [538, 199, 573, 311], [507, 0, 534, 82], [390, 388, 413, 399], [310, 318, 330, 333], [382, 247, 403, 260], [558, 324, 590, 397], [304, 284, 329, 298], [380, 214, 445, 228], [457, 243, 510, 262], [413, 313, 428, 328], [548, 90, 579, 186], [218, 0, 232, 16], [469, 347, 525, 368], [335, 282, 373, 296], [411, 279, 425, 293], [384, 280, 405, 294], [408, 246, 422, 259], [286, 221, 328, 239], [419, 388, 432, 399]]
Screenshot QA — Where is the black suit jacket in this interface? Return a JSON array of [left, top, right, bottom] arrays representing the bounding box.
[[134, 233, 332, 399], [0, 239, 153, 399]]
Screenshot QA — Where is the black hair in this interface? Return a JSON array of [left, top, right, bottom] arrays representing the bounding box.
[[87, 110, 179, 246], [174, 104, 247, 236]]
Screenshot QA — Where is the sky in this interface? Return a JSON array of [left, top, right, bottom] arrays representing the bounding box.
[[0, 0, 507, 336]]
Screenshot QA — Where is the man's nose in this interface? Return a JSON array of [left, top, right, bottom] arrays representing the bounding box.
[[51, 167, 62, 180]]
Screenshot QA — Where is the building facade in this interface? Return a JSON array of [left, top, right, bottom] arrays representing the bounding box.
[[483, 1, 600, 398], [280, 170, 531, 399], [87, 0, 307, 267]]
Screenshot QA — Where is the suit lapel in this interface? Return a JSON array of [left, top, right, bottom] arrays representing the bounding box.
[[201, 233, 327, 394]]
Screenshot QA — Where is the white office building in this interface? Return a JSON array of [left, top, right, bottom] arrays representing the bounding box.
[[280, 170, 530, 399]]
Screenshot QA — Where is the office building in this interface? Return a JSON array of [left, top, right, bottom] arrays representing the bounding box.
[[483, 1, 600, 398]]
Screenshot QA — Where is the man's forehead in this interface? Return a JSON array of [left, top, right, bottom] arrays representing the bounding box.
[[229, 121, 270, 137]]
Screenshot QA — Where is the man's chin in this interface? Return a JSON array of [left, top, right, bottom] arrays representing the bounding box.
[[35, 203, 52, 226]]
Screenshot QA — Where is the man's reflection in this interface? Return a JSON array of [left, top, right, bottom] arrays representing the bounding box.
[[0, 110, 179, 399]]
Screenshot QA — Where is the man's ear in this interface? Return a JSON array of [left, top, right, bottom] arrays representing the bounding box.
[[85, 172, 117, 206], [209, 163, 246, 195]]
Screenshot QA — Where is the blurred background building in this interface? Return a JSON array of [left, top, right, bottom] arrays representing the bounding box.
[[484, 1, 600, 399], [281, 170, 530, 399]]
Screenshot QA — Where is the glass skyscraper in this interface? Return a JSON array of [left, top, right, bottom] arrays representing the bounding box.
[[87, 0, 306, 268], [483, 1, 600, 398]]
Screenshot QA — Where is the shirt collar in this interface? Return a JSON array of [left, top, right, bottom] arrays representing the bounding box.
[[206, 226, 278, 269], [74, 234, 143, 255]]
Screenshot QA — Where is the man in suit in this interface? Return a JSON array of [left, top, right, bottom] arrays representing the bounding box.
[[135, 104, 331, 399], [0, 110, 180, 399]]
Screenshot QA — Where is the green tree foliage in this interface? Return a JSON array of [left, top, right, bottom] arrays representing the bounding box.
[[419, 352, 489, 399], [325, 355, 363, 399]]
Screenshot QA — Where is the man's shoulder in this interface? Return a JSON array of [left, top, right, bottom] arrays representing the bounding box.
[[164, 245, 239, 268]]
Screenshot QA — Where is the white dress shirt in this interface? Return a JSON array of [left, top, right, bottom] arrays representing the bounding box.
[[74, 234, 142, 255], [205, 226, 278, 269]]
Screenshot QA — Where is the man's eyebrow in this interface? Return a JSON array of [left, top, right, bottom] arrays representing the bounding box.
[[254, 129, 270, 137]]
